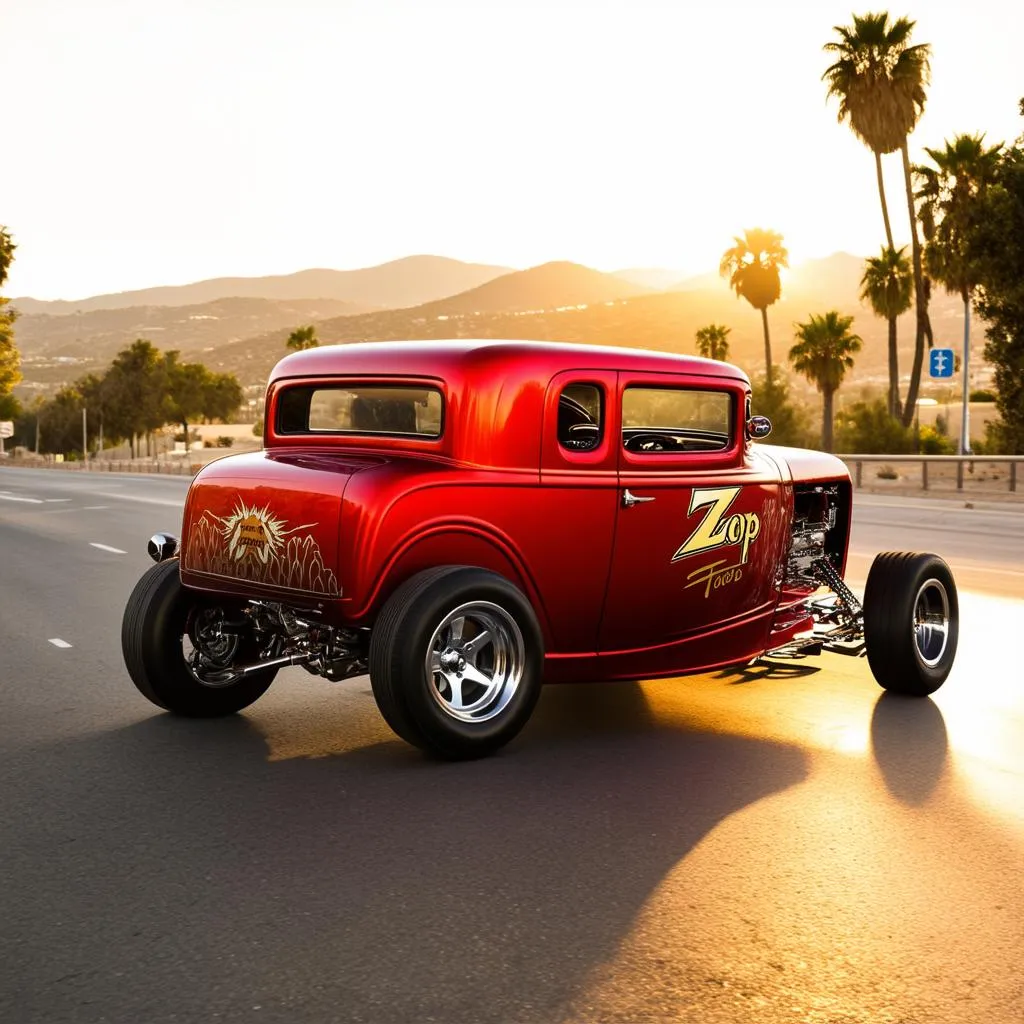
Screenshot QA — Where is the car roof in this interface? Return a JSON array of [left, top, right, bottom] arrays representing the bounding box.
[[268, 338, 750, 386]]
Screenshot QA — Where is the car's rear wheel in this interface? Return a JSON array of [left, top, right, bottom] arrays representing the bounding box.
[[121, 559, 278, 716], [368, 566, 544, 759], [863, 552, 958, 697]]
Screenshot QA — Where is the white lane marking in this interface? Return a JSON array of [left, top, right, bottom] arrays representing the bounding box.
[[44, 498, 72, 503], [90, 491, 184, 508], [81, 505, 110, 511], [90, 542, 127, 554], [0, 494, 44, 503], [48, 638, 73, 649]]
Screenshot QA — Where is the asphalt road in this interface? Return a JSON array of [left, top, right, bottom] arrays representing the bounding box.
[[1, 466, 1022, 1024]]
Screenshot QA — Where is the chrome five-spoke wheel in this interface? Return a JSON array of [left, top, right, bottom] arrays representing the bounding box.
[[368, 566, 544, 759], [426, 602, 526, 723]]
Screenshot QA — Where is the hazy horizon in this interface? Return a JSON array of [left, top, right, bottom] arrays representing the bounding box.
[[6, 0, 1023, 300], [10, 249, 866, 305]]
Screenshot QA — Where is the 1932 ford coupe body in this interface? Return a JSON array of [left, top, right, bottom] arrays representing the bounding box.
[[122, 340, 958, 758]]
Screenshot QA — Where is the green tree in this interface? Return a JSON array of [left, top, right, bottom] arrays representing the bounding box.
[[695, 324, 731, 362], [164, 353, 210, 445], [749, 372, 812, 447], [789, 311, 863, 452], [719, 228, 788, 382], [859, 245, 912, 417], [164, 355, 243, 455], [964, 127, 1024, 453], [0, 300, 19, 401], [202, 372, 243, 423], [78, 371, 127, 452], [823, 13, 933, 427], [915, 133, 1003, 452], [0, 226, 21, 425], [834, 398, 915, 453], [286, 324, 319, 351], [0, 225, 15, 288], [37, 385, 86, 456], [104, 340, 169, 456]]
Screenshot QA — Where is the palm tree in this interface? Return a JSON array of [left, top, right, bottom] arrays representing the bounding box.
[[823, 13, 932, 427], [859, 246, 912, 418], [789, 311, 862, 452], [914, 133, 1003, 453], [695, 324, 731, 362], [719, 228, 788, 382], [286, 324, 319, 351]]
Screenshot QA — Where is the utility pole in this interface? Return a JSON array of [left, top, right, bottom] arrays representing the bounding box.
[[960, 303, 971, 455]]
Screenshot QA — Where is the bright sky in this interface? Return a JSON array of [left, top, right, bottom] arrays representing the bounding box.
[[4, 0, 1023, 299]]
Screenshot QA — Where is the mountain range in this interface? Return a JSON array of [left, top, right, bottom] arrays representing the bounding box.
[[11, 253, 969, 399], [11, 255, 513, 315]]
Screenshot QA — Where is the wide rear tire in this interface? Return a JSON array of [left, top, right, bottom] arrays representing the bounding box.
[[863, 552, 958, 697], [121, 560, 277, 716], [368, 567, 544, 759]]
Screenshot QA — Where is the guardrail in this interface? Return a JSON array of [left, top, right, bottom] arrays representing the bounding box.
[[2, 456, 198, 475], [838, 454, 1022, 493]]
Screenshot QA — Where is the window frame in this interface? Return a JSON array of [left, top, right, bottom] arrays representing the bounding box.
[[617, 373, 745, 471], [556, 381, 606, 455], [274, 380, 446, 441]]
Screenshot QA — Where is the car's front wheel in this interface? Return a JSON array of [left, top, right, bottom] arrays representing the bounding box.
[[368, 566, 544, 759], [121, 560, 278, 716], [863, 552, 959, 697]]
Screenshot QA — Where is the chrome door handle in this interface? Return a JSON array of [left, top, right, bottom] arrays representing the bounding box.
[[622, 489, 656, 508]]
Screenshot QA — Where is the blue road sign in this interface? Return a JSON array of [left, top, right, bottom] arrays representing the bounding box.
[[929, 348, 955, 378]]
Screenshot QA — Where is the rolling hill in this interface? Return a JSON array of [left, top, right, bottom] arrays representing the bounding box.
[[15, 296, 363, 385], [414, 262, 652, 316], [179, 275, 965, 396], [11, 255, 513, 315]]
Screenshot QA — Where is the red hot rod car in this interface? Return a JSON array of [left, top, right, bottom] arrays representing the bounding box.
[[122, 340, 958, 758]]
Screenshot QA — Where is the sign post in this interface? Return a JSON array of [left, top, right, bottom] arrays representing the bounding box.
[[928, 347, 959, 450]]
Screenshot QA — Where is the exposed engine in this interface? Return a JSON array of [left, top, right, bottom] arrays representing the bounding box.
[[784, 483, 849, 590], [770, 481, 864, 656]]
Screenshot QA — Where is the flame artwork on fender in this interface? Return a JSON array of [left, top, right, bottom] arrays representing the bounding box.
[[185, 499, 341, 597]]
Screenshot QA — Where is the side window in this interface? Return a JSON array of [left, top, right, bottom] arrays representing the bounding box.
[[557, 383, 604, 452], [622, 387, 733, 454]]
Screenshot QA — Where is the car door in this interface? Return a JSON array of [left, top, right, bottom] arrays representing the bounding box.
[[530, 370, 620, 654], [599, 372, 786, 666]]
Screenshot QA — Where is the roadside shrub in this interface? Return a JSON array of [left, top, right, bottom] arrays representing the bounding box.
[[918, 425, 956, 454], [982, 418, 1023, 454], [970, 389, 996, 402], [876, 465, 899, 480], [216, 436, 234, 448], [834, 399, 915, 454]]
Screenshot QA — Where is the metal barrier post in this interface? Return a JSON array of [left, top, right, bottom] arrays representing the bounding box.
[[856, 461, 863, 488], [1012, 461, 1018, 493], [956, 460, 964, 490], [922, 460, 929, 490]]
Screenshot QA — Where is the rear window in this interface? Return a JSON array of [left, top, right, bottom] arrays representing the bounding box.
[[622, 387, 733, 454], [277, 384, 443, 438]]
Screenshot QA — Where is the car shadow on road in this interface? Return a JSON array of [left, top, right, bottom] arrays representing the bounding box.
[[714, 656, 822, 685], [4, 683, 808, 1024], [869, 692, 949, 806]]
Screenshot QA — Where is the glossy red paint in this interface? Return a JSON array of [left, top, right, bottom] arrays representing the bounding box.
[[180, 339, 852, 682]]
